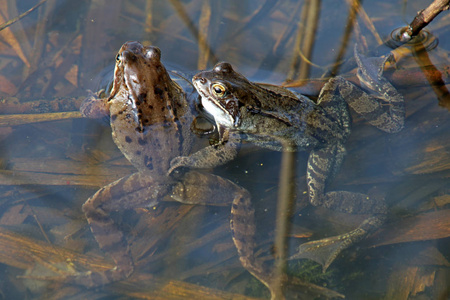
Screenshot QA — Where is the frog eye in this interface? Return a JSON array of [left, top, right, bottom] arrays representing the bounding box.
[[212, 83, 227, 98], [115, 53, 121, 62], [214, 62, 233, 73], [146, 46, 161, 60]]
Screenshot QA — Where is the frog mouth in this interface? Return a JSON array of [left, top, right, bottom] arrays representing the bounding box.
[[193, 78, 238, 128]]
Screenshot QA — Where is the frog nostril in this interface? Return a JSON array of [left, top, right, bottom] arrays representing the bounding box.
[[199, 78, 207, 84]]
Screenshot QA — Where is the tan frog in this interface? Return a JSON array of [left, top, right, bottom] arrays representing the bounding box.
[[74, 41, 250, 287]]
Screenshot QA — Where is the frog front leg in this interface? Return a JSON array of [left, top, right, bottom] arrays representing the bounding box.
[[292, 143, 387, 271], [80, 90, 109, 119], [168, 131, 240, 174]]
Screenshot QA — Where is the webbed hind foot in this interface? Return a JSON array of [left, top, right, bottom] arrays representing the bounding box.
[[290, 214, 385, 271]]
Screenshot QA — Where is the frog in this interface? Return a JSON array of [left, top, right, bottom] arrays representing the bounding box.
[[171, 45, 404, 294], [70, 41, 255, 287]]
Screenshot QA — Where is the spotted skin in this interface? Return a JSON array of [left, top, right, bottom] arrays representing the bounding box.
[[69, 41, 252, 287]]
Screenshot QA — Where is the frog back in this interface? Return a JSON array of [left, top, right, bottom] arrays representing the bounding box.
[[109, 86, 195, 175]]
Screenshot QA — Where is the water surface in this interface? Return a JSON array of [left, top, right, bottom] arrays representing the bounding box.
[[0, 0, 449, 299]]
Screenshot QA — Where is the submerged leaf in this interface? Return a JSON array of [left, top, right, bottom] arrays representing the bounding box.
[[367, 210, 450, 247]]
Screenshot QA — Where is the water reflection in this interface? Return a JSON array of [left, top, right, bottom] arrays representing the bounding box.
[[388, 28, 439, 51], [0, 0, 449, 299]]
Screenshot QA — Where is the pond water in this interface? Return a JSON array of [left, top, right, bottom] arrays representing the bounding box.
[[0, 0, 449, 299]]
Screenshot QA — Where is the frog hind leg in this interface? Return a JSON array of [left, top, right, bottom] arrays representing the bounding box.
[[66, 170, 258, 288], [229, 185, 287, 299], [65, 172, 172, 287], [171, 171, 275, 295], [227, 167, 347, 299], [230, 188, 272, 280], [171, 171, 272, 281], [170, 170, 245, 206], [293, 144, 387, 271], [344, 45, 405, 133]]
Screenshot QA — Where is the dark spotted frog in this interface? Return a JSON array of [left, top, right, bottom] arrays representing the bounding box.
[[174, 45, 404, 295], [73, 41, 251, 287]]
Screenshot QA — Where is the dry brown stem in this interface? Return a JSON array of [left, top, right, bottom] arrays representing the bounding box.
[[403, 0, 450, 40]]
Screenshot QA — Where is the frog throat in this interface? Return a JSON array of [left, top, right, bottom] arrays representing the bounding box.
[[194, 80, 240, 128]]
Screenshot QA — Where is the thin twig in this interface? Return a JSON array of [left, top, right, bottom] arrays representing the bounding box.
[[197, 0, 212, 70], [145, 0, 153, 33], [330, 0, 361, 76], [298, 0, 320, 80], [273, 1, 303, 54], [272, 145, 296, 299], [411, 40, 450, 110], [344, 0, 383, 45], [402, 0, 450, 41], [0, 0, 48, 31], [168, 0, 218, 66], [286, 1, 308, 81], [283, 63, 450, 93], [30, 0, 57, 76], [286, 0, 320, 81], [0, 111, 82, 127]]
